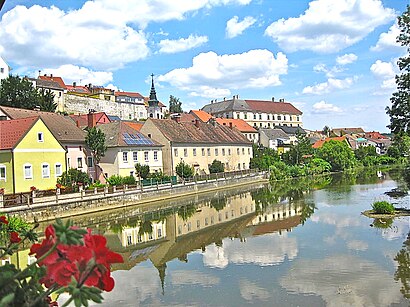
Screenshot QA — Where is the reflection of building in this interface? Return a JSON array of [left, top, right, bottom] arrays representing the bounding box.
[[117, 220, 167, 247]]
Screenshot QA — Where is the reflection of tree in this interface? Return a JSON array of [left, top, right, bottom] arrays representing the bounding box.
[[138, 220, 153, 235], [372, 218, 394, 229], [210, 197, 227, 211], [395, 234, 410, 299], [300, 200, 316, 225], [177, 204, 197, 221]]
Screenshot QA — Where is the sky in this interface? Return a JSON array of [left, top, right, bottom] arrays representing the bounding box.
[[0, 0, 408, 132]]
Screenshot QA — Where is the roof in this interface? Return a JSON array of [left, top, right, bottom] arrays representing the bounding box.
[[216, 118, 257, 133], [107, 115, 121, 121], [332, 127, 365, 136], [69, 112, 111, 128], [27, 77, 65, 91], [0, 117, 38, 150], [201, 98, 302, 115], [190, 110, 212, 122], [98, 121, 161, 147], [123, 121, 143, 131], [147, 118, 251, 145], [0, 106, 86, 143], [276, 126, 306, 135], [312, 136, 347, 149], [66, 85, 91, 94], [39, 75, 66, 89], [365, 131, 388, 140], [115, 91, 144, 99], [260, 128, 290, 140]]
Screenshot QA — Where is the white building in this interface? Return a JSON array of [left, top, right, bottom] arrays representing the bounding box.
[[0, 56, 10, 80]]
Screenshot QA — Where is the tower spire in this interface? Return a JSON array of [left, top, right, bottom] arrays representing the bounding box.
[[149, 73, 158, 103]]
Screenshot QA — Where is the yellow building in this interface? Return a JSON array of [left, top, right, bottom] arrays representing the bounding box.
[[0, 117, 66, 193]]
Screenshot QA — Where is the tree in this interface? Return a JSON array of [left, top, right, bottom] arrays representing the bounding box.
[[37, 88, 57, 112], [282, 132, 313, 165], [387, 133, 410, 159], [135, 163, 150, 179], [209, 159, 225, 173], [250, 144, 280, 170], [175, 161, 194, 179], [57, 168, 90, 191], [322, 125, 331, 137], [316, 140, 356, 171], [386, 6, 410, 134], [0, 75, 39, 109], [169, 95, 183, 114], [85, 127, 107, 180]]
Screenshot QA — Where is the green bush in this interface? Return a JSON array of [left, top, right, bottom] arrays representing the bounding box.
[[122, 175, 136, 185], [372, 200, 395, 214], [209, 160, 225, 174], [107, 175, 123, 186]]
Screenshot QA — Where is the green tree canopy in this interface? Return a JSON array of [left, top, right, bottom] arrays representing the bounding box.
[[169, 95, 183, 114], [37, 88, 57, 112], [175, 161, 194, 179], [282, 132, 313, 165], [249, 144, 280, 170], [135, 163, 150, 179], [386, 6, 410, 134], [209, 159, 225, 173], [85, 127, 107, 180], [316, 140, 356, 171]]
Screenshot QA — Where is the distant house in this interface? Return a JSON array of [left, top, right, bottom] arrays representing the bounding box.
[[190, 110, 258, 143], [0, 117, 66, 193], [69, 112, 111, 129], [275, 126, 307, 145], [201, 96, 303, 129], [331, 127, 365, 137], [98, 121, 163, 180], [27, 77, 66, 112], [312, 136, 350, 149], [115, 91, 147, 121], [140, 117, 253, 176], [0, 56, 10, 80], [259, 129, 291, 153]]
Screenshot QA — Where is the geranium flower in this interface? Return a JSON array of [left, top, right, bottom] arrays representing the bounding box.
[[10, 232, 21, 243], [0, 215, 8, 224]]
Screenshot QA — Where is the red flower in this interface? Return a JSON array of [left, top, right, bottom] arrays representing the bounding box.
[[10, 231, 21, 243], [56, 183, 62, 189], [0, 188, 4, 195], [0, 215, 8, 224], [30, 186, 36, 191]]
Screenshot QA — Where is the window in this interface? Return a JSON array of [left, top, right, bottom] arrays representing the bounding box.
[[253, 114, 256, 119], [242, 148, 245, 155], [24, 164, 33, 179], [133, 152, 138, 162], [77, 157, 83, 168], [197, 220, 200, 228], [215, 148, 218, 156], [0, 68, 4, 73], [248, 148, 251, 155], [187, 222, 192, 231], [154, 151, 158, 161], [144, 151, 149, 162], [202, 148, 205, 156], [297, 116, 300, 121], [42, 164, 50, 178], [0, 165, 5, 181], [267, 115, 270, 120], [55, 163, 62, 177], [207, 148, 211, 156], [184, 148, 188, 157], [243, 162, 246, 169], [193, 148, 196, 156], [127, 235, 132, 245], [244, 113, 247, 119], [236, 112, 240, 119], [87, 157, 93, 167], [138, 234, 142, 243], [205, 218, 209, 226], [259, 114, 262, 120], [228, 149, 231, 155], [278, 115, 282, 120], [178, 225, 182, 235], [174, 148, 178, 157], [158, 228, 162, 238], [237, 163, 241, 170], [237, 148, 240, 155], [37, 132, 44, 142], [122, 152, 128, 163], [222, 148, 225, 156]]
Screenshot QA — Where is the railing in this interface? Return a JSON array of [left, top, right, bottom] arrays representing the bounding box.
[[0, 169, 266, 209]]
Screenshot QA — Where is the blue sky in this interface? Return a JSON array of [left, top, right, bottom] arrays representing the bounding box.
[[0, 0, 408, 132]]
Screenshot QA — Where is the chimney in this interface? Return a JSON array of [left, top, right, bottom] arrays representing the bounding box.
[[232, 95, 235, 101], [73, 82, 76, 87], [172, 114, 181, 123], [229, 122, 233, 129], [279, 98, 284, 102], [76, 120, 80, 128], [272, 97, 275, 102], [224, 97, 226, 101], [50, 74, 53, 78], [194, 119, 200, 128], [236, 94, 239, 99], [87, 111, 96, 128]]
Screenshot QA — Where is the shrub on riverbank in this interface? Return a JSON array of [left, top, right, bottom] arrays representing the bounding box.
[[372, 200, 395, 214], [269, 158, 331, 181]]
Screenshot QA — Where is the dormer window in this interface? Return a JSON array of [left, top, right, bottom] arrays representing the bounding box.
[[37, 132, 44, 142]]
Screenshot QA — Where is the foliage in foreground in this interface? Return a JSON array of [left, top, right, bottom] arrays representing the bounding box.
[[372, 200, 395, 214], [0, 217, 123, 306]]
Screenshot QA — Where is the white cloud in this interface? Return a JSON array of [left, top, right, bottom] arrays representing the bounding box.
[[0, 0, 251, 70], [264, 0, 396, 53], [370, 60, 397, 91], [303, 76, 357, 95], [239, 279, 271, 302], [313, 63, 344, 78], [226, 16, 257, 38], [42, 65, 113, 86], [171, 270, 220, 286], [312, 101, 343, 114], [371, 22, 404, 51], [346, 240, 368, 251], [158, 34, 208, 54], [158, 49, 288, 98], [336, 53, 358, 65]]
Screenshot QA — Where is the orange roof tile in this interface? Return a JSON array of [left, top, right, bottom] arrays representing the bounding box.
[[215, 118, 257, 133], [190, 110, 213, 122], [0, 117, 38, 150], [312, 136, 347, 149], [124, 121, 143, 131], [39, 75, 66, 89]]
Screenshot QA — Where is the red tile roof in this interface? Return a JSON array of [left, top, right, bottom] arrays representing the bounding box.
[[69, 112, 111, 128], [312, 136, 347, 149], [245, 100, 302, 115], [39, 75, 66, 89], [215, 118, 257, 133], [115, 91, 144, 98], [66, 85, 91, 94], [0, 117, 38, 149], [365, 131, 388, 140], [124, 121, 143, 131], [190, 110, 213, 122]]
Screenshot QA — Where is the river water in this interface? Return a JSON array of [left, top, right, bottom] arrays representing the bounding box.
[[61, 168, 410, 306]]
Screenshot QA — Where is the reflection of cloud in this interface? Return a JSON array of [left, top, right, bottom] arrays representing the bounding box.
[[203, 233, 298, 267], [98, 266, 161, 306], [380, 217, 410, 241], [312, 212, 362, 228], [280, 255, 401, 307], [347, 240, 368, 251], [171, 270, 220, 287], [239, 279, 271, 302]]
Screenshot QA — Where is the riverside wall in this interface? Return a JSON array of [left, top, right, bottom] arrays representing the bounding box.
[[5, 172, 268, 223]]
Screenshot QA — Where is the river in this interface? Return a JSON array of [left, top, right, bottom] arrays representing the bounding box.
[[55, 168, 410, 306]]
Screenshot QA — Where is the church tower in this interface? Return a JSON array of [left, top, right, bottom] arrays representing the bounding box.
[[148, 74, 163, 119]]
